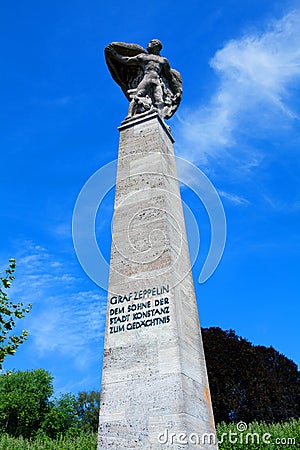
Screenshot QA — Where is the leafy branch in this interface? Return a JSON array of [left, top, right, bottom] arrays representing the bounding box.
[[0, 259, 32, 369]]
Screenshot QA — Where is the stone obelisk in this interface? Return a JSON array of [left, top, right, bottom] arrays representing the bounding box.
[[98, 40, 218, 449]]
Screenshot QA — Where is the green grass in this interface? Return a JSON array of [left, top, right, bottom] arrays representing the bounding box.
[[0, 420, 298, 449], [0, 432, 97, 450], [217, 419, 299, 450]]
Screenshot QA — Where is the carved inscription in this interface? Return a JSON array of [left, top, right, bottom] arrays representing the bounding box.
[[109, 284, 170, 334]]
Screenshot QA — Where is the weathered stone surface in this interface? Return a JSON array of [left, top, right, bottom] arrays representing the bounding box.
[[98, 113, 218, 449]]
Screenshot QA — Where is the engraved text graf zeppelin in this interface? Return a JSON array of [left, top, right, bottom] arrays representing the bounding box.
[[109, 284, 170, 334]]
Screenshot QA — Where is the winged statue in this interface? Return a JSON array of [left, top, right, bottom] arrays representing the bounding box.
[[104, 39, 182, 120]]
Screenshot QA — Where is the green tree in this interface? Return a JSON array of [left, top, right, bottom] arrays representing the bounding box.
[[0, 368, 54, 438], [202, 327, 300, 423], [75, 390, 100, 432], [40, 393, 79, 438], [0, 258, 32, 369]]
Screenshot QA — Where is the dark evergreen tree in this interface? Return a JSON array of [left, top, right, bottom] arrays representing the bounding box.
[[75, 390, 100, 432], [202, 327, 300, 423]]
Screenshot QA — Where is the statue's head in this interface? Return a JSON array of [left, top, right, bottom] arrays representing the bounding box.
[[147, 39, 162, 54]]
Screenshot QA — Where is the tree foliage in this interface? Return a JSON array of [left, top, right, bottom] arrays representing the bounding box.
[[40, 393, 79, 439], [75, 390, 100, 432], [0, 259, 32, 369], [202, 327, 300, 423], [0, 369, 54, 438], [0, 368, 100, 438]]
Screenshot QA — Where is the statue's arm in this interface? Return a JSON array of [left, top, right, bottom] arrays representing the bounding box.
[[106, 45, 141, 65]]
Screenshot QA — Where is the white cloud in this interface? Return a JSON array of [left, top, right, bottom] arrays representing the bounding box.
[[219, 190, 249, 206], [178, 10, 300, 165], [9, 242, 107, 370], [52, 222, 72, 238], [262, 194, 300, 212]]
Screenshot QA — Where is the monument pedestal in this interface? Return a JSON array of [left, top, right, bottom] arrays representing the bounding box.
[[98, 113, 218, 449]]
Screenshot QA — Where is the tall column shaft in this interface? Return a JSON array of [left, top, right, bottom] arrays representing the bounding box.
[[98, 113, 218, 449]]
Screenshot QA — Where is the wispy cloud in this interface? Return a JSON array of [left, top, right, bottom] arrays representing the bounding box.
[[8, 242, 107, 377], [219, 190, 249, 206], [262, 194, 300, 212], [177, 10, 300, 166], [31, 96, 74, 107]]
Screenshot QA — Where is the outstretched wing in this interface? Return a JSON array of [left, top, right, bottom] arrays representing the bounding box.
[[161, 67, 183, 119], [104, 42, 147, 101]]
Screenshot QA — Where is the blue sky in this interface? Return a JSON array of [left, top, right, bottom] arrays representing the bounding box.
[[1, 0, 299, 395]]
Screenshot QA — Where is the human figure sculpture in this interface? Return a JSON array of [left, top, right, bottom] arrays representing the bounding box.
[[105, 39, 182, 120]]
